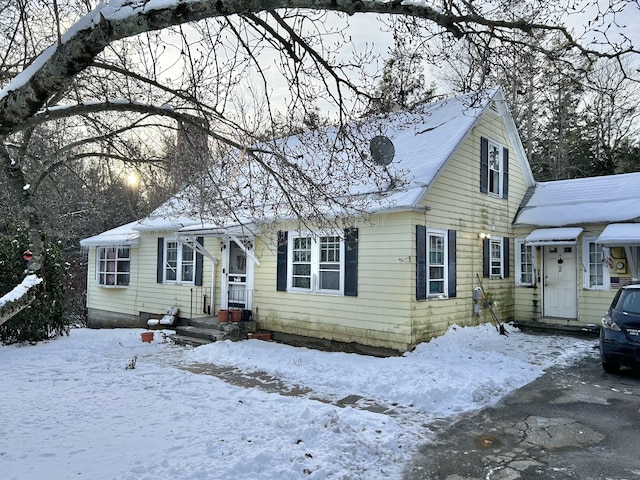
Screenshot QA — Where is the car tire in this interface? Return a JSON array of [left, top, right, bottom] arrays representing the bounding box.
[[602, 360, 621, 373]]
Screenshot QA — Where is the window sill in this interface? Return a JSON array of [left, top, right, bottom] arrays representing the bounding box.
[[288, 289, 343, 296], [97, 285, 129, 289]]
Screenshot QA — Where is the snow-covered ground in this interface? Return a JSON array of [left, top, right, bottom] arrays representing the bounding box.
[[0, 324, 596, 480]]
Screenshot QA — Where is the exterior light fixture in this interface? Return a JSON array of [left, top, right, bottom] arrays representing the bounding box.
[[479, 232, 491, 239]]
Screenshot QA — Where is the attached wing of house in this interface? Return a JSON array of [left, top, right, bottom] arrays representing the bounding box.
[[513, 171, 640, 330]]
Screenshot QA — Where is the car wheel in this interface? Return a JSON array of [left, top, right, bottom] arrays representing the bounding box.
[[602, 360, 621, 373]]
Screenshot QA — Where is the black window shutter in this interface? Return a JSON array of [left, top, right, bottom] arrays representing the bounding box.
[[156, 237, 164, 283], [482, 238, 490, 278], [416, 225, 427, 300], [480, 137, 489, 193], [344, 227, 358, 296], [503, 237, 510, 278], [276, 231, 288, 292], [447, 230, 457, 298], [502, 147, 509, 199], [195, 236, 204, 286]]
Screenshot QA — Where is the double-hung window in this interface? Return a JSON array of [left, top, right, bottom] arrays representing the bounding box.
[[292, 236, 312, 289], [490, 238, 503, 278], [480, 137, 509, 199], [165, 240, 194, 283], [416, 226, 457, 299], [319, 236, 341, 290], [582, 237, 610, 290], [515, 239, 536, 286], [428, 230, 447, 295], [277, 229, 358, 296], [97, 246, 130, 287], [482, 236, 509, 280], [289, 233, 344, 294], [488, 141, 502, 196]]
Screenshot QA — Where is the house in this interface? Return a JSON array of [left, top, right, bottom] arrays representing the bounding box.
[[513, 172, 640, 331], [80, 87, 536, 354]]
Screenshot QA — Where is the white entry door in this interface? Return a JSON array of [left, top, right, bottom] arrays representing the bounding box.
[[543, 245, 577, 318], [222, 238, 253, 310]]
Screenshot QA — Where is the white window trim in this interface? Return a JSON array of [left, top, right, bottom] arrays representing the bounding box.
[[164, 239, 195, 285], [426, 228, 449, 298], [96, 246, 130, 288], [287, 231, 345, 295], [582, 236, 610, 290], [486, 138, 504, 198], [515, 238, 537, 286], [489, 236, 504, 279]]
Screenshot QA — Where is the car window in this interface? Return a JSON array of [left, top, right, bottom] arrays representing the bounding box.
[[620, 291, 640, 314]]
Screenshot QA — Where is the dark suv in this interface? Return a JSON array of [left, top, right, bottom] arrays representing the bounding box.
[[600, 284, 640, 373]]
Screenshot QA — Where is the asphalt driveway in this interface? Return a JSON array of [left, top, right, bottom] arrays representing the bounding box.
[[403, 341, 640, 480]]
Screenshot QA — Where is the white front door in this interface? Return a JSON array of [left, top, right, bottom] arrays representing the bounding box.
[[543, 245, 577, 318], [221, 238, 253, 310]]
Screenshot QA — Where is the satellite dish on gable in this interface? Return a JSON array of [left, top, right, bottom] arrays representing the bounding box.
[[370, 135, 395, 166]]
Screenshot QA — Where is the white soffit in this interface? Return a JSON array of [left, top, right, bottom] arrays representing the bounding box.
[[524, 227, 584, 246], [596, 223, 640, 246]]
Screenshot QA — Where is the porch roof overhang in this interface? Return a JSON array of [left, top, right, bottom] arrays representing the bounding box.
[[595, 223, 640, 246], [524, 227, 584, 246], [79, 221, 140, 248], [176, 222, 262, 267]]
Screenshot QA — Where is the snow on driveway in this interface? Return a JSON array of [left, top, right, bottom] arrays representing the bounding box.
[[0, 324, 595, 479]]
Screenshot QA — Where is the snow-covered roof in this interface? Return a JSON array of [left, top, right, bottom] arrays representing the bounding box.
[[524, 227, 584, 246], [79, 221, 140, 247], [514, 172, 640, 227], [596, 223, 640, 246], [133, 88, 531, 232], [81, 88, 531, 240]]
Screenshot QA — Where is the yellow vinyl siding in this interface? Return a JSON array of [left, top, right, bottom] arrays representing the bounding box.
[[138, 235, 219, 318], [253, 214, 416, 352], [408, 112, 530, 344], [513, 224, 618, 327], [251, 108, 532, 350], [86, 234, 219, 320], [84, 99, 535, 352], [85, 247, 139, 316]]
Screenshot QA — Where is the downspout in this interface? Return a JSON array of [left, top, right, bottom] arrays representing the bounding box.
[[214, 261, 218, 315]]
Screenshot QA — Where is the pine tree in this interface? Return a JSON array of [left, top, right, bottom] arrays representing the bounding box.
[[369, 36, 434, 114]]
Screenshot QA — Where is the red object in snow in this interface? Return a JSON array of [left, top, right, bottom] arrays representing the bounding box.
[[22, 250, 33, 261]]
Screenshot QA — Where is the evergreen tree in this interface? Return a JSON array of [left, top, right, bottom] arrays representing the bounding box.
[[369, 36, 434, 114], [0, 224, 68, 344], [529, 52, 588, 180]]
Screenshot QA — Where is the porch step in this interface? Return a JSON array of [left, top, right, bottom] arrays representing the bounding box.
[[187, 317, 224, 330], [172, 334, 218, 347], [175, 325, 226, 342], [172, 318, 258, 346]]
